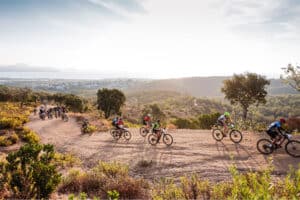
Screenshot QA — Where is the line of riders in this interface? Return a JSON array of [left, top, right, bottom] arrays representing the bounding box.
[[107, 112, 299, 156], [33, 105, 299, 156], [34, 105, 69, 122]]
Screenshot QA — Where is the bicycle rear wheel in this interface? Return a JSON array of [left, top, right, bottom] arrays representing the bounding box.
[[212, 129, 224, 141], [148, 133, 158, 146], [112, 130, 121, 140], [285, 140, 300, 157], [163, 134, 173, 146], [229, 130, 243, 143], [257, 139, 274, 155]]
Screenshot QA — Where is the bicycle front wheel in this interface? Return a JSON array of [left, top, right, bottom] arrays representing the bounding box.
[[123, 130, 132, 141], [285, 140, 300, 157], [163, 134, 173, 146], [229, 130, 243, 143], [257, 139, 274, 155]]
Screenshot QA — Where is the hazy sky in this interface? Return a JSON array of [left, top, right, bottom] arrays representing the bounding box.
[[0, 0, 299, 78]]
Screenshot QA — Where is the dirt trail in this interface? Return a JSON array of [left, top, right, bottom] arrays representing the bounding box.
[[26, 115, 300, 182]]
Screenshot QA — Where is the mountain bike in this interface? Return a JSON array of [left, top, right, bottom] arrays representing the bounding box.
[[212, 123, 243, 143], [148, 128, 173, 146], [111, 128, 132, 141], [257, 131, 300, 157]]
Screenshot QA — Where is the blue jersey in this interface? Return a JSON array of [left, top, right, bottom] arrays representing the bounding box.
[[267, 121, 281, 131]]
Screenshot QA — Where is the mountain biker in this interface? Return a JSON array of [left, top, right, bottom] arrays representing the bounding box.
[[82, 119, 90, 132], [217, 112, 232, 136], [117, 117, 124, 130], [152, 119, 162, 141], [143, 114, 152, 128], [112, 116, 119, 129], [266, 118, 287, 147]]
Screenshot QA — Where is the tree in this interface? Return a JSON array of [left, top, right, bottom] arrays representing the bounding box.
[[221, 73, 270, 120], [97, 88, 126, 119], [281, 64, 300, 92]]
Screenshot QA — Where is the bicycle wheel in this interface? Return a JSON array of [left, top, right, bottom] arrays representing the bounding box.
[[123, 130, 132, 141], [212, 129, 224, 141], [139, 127, 149, 137], [163, 134, 173, 146], [229, 129, 243, 143], [257, 139, 274, 155], [285, 140, 300, 157], [112, 130, 121, 140], [148, 133, 158, 146]]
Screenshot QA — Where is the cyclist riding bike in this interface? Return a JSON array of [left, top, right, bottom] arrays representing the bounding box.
[[152, 119, 162, 141], [143, 114, 152, 128], [217, 112, 232, 136], [266, 118, 287, 148]]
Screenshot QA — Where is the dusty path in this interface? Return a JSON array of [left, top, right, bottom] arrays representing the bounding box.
[[26, 115, 300, 182]]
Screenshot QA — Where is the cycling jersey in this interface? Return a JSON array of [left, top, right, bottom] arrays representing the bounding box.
[[267, 121, 281, 132]]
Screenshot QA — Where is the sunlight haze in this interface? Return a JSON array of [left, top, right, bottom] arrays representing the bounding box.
[[0, 0, 299, 78]]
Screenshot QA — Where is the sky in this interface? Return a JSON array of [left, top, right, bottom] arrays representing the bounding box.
[[0, 0, 299, 79]]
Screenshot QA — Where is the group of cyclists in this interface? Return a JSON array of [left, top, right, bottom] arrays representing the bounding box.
[[108, 111, 289, 147], [34, 105, 69, 121], [217, 111, 289, 148]]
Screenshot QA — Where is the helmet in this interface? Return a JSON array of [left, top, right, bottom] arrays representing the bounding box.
[[147, 114, 151, 117], [279, 118, 286, 124], [224, 112, 230, 117]]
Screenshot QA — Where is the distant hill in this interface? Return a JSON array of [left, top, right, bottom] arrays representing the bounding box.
[[126, 77, 298, 97], [0, 64, 59, 72]]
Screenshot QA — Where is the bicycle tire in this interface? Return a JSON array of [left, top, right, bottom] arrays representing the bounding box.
[[212, 129, 224, 141], [229, 129, 243, 143], [139, 127, 149, 137], [123, 130, 132, 141], [163, 134, 173, 146], [257, 138, 274, 155], [285, 140, 300, 158], [148, 133, 158, 146]]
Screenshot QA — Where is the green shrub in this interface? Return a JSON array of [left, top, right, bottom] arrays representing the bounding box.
[[4, 143, 61, 199], [173, 118, 197, 129], [54, 153, 82, 169], [18, 127, 39, 144], [7, 133, 19, 144], [0, 117, 22, 129], [198, 113, 220, 129], [107, 190, 119, 200]]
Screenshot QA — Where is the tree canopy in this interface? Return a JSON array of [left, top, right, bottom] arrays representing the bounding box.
[[221, 73, 270, 120], [97, 88, 126, 119], [281, 64, 300, 92]]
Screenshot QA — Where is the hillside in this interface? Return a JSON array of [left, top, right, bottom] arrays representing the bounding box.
[[127, 77, 298, 97], [0, 76, 297, 97]]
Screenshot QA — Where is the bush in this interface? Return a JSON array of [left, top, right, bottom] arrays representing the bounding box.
[[7, 133, 19, 144], [18, 127, 40, 144], [0, 117, 22, 129], [198, 113, 220, 129], [3, 143, 61, 199], [54, 153, 82, 169], [173, 118, 197, 129], [59, 161, 149, 199]]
